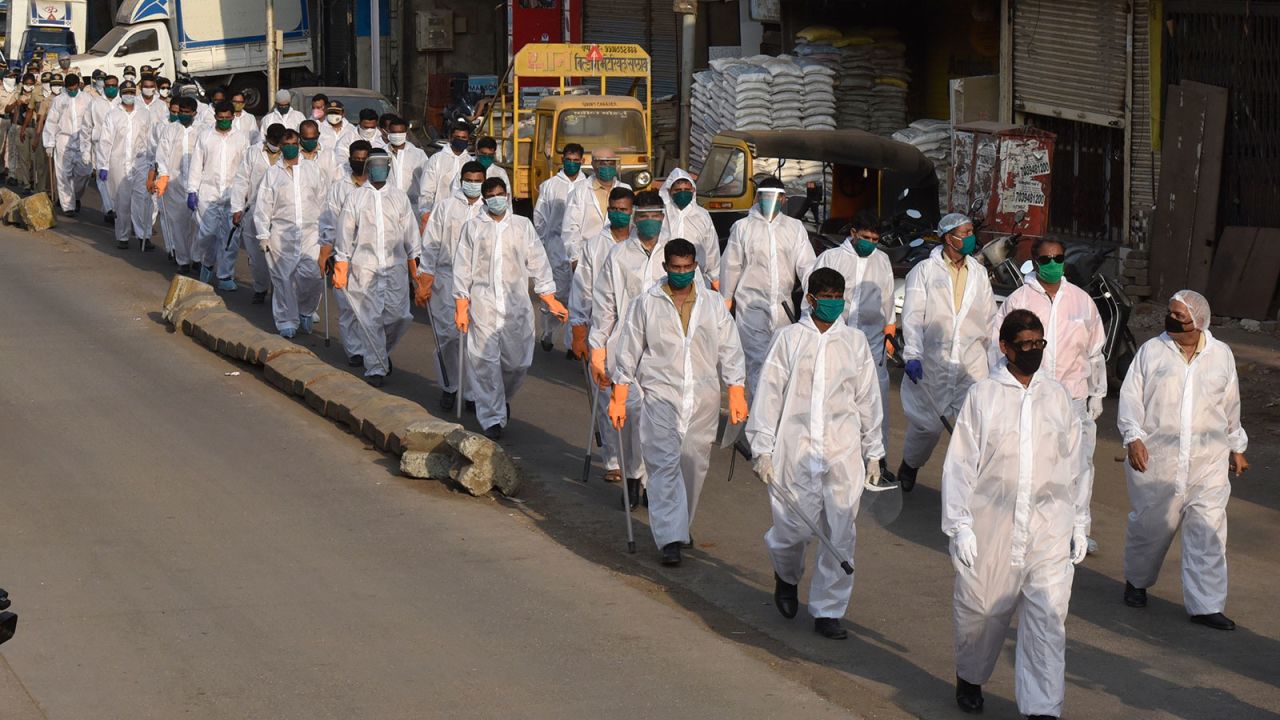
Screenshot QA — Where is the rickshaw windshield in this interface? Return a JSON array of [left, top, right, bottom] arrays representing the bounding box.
[[697, 146, 746, 198]]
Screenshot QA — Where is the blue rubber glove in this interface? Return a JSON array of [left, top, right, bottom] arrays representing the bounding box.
[[905, 359, 924, 383], [98, 169, 108, 182], [187, 192, 198, 211]]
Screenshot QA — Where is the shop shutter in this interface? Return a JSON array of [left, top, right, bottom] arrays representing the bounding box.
[[1130, 0, 1160, 213], [648, 3, 678, 98], [1013, 0, 1130, 128], [582, 0, 678, 98]]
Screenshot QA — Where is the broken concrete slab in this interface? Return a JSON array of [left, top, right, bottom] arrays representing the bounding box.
[[0, 188, 23, 222], [162, 275, 218, 319], [447, 429, 523, 497], [359, 399, 438, 453], [402, 419, 461, 454], [18, 192, 55, 231], [400, 449, 461, 480]]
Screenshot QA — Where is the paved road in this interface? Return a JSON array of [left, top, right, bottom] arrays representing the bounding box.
[[5, 200, 1279, 719], [0, 222, 858, 718]]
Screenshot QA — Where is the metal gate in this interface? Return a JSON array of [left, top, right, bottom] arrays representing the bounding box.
[[583, 0, 677, 98], [1029, 115, 1125, 242]]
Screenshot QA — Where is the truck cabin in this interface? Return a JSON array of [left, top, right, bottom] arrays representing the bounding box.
[[21, 27, 75, 64], [534, 95, 651, 189]]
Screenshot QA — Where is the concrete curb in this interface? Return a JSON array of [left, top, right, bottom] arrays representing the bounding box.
[[161, 275, 523, 496]]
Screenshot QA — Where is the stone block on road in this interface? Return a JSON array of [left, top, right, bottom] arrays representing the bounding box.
[[256, 335, 314, 365], [0, 188, 22, 222], [18, 192, 55, 231], [400, 449, 461, 480], [301, 374, 372, 430], [447, 428, 523, 496], [402, 419, 461, 454], [162, 275, 218, 321], [358, 397, 437, 453], [264, 352, 338, 396]]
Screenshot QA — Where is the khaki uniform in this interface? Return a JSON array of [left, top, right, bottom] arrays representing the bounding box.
[[30, 93, 53, 192]]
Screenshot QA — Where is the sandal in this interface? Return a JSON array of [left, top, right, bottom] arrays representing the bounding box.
[[603, 469, 622, 483]]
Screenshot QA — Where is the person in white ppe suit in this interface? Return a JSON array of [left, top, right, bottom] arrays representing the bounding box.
[[229, 91, 260, 143], [589, 190, 670, 506], [318, 140, 373, 366], [260, 89, 305, 134], [415, 160, 486, 410], [532, 143, 590, 353], [385, 116, 428, 201], [320, 100, 358, 158], [1118, 290, 1248, 632], [95, 81, 153, 250], [42, 73, 94, 215], [297, 119, 340, 185], [806, 209, 896, 483], [749, 267, 886, 640], [186, 101, 251, 289], [610, 239, 748, 566], [658, 168, 721, 288], [83, 73, 120, 223], [994, 237, 1106, 553], [720, 176, 817, 399], [942, 309, 1090, 719], [561, 147, 631, 269], [231, 123, 287, 303], [453, 176, 568, 439], [333, 149, 421, 386], [418, 123, 473, 226], [153, 97, 199, 272], [898, 212, 996, 491], [253, 129, 329, 337], [570, 186, 636, 483]]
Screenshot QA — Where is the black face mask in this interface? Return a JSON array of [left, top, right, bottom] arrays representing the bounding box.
[[1010, 348, 1044, 375], [1164, 313, 1193, 334], [349, 159, 367, 176]]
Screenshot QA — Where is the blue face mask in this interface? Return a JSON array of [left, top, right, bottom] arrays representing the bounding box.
[[812, 297, 845, 323], [450, 137, 469, 153], [368, 163, 391, 183], [667, 269, 696, 289], [484, 195, 509, 215]]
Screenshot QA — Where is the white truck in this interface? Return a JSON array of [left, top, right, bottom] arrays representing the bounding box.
[[68, 0, 314, 113], [3, 0, 89, 71]]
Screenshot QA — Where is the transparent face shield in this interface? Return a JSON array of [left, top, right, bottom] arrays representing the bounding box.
[[756, 188, 785, 222]]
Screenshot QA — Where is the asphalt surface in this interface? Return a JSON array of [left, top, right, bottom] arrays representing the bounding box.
[[3, 197, 1278, 719]]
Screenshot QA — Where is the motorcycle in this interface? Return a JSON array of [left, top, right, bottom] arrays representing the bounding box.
[[174, 61, 206, 103]]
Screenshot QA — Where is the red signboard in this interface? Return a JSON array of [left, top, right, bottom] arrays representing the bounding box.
[[509, 0, 582, 86]]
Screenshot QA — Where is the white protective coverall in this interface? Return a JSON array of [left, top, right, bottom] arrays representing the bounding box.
[[84, 93, 119, 215], [571, 227, 636, 475], [41, 89, 94, 212], [995, 274, 1107, 509], [319, 174, 367, 361], [417, 147, 472, 216], [259, 107, 305, 134], [942, 361, 1088, 719], [806, 239, 896, 451], [589, 234, 669, 480], [449, 162, 510, 196], [561, 174, 630, 266], [387, 141, 428, 203], [335, 182, 419, 377], [139, 95, 168, 125], [321, 119, 358, 159], [533, 169, 590, 345], [748, 317, 885, 618], [95, 104, 153, 246], [719, 207, 816, 398], [254, 160, 328, 333], [420, 190, 484, 394], [154, 121, 198, 265], [300, 146, 342, 186], [232, 112, 260, 144], [453, 210, 558, 429], [187, 128, 251, 277], [658, 167, 722, 284], [900, 246, 996, 468], [1118, 314, 1246, 616], [229, 144, 282, 293], [613, 280, 746, 548]]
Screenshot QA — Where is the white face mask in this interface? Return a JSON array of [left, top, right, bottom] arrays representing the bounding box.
[[123, 74, 136, 83], [265, 142, 280, 153], [461, 180, 483, 199], [388, 132, 407, 147], [42, 83, 51, 93], [141, 87, 155, 98], [51, 86, 63, 95], [326, 113, 342, 125], [159, 87, 171, 98], [22, 84, 33, 93], [3, 79, 14, 91], [359, 126, 378, 140], [121, 94, 136, 106]]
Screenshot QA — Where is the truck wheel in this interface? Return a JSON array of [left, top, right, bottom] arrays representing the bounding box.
[[231, 73, 269, 115]]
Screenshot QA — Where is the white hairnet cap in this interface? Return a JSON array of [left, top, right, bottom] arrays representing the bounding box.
[[275, 89, 291, 103], [1171, 289, 1211, 330], [938, 212, 972, 235]]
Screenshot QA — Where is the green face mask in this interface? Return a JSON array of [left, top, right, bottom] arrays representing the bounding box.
[[952, 234, 977, 256], [668, 269, 696, 289], [66, 88, 78, 97], [104, 86, 119, 99], [169, 113, 179, 123], [1037, 259, 1065, 284], [215, 118, 233, 131], [300, 138, 319, 152], [636, 218, 663, 238], [607, 210, 631, 230], [281, 144, 301, 160], [812, 297, 846, 323], [854, 238, 877, 257], [477, 154, 494, 168], [562, 160, 581, 176], [178, 114, 195, 127], [672, 189, 694, 209], [595, 165, 617, 182]]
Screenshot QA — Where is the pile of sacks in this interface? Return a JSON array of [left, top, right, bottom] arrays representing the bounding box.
[[892, 119, 953, 209], [793, 26, 911, 136]]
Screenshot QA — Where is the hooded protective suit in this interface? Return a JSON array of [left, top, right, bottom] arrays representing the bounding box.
[[533, 168, 590, 345], [613, 279, 746, 548], [1118, 319, 1246, 616], [254, 160, 328, 333], [83, 93, 119, 215], [41, 89, 94, 212], [335, 182, 419, 377], [561, 174, 631, 266], [321, 119, 358, 159], [658, 167, 721, 282], [230, 143, 283, 293], [418, 147, 472, 216], [719, 207, 816, 398], [300, 145, 342, 186], [259, 106, 305, 133], [319, 173, 367, 362], [420, 191, 484, 393], [186, 127, 251, 277], [95, 103, 153, 246], [748, 317, 885, 619], [806, 239, 896, 451], [453, 210, 558, 428], [942, 361, 1088, 719], [231, 111, 260, 144], [901, 245, 996, 468], [154, 121, 198, 266], [387, 141, 428, 202]]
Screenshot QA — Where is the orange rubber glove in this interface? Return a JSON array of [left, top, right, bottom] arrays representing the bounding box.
[[570, 324, 589, 360], [407, 257, 419, 277], [710, 279, 721, 292], [332, 260, 349, 289], [883, 323, 897, 357], [414, 272, 434, 307], [589, 346, 609, 388], [146, 169, 157, 194], [609, 383, 629, 429], [154, 175, 170, 196], [728, 384, 749, 424], [454, 297, 470, 333], [725, 298, 734, 313], [540, 293, 568, 321], [317, 244, 333, 276]]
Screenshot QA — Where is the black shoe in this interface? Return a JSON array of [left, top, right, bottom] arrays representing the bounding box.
[[168, 250, 177, 265], [661, 541, 682, 566], [773, 573, 799, 619], [251, 291, 267, 305], [348, 354, 363, 367], [465, 400, 476, 413], [177, 263, 191, 274], [440, 390, 457, 411], [1190, 612, 1236, 631], [141, 239, 155, 251], [483, 424, 503, 440], [387, 358, 393, 375], [1124, 581, 1147, 608], [116, 239, 128, 249], [103, 210, 115, 224], [366, 374, 385, 388], [540, 338, 554, 352], [625, 477, 641, 510], [879, 458, 896, 486], [814, 617, 848, 640], [565, 348, 577, 361], [681, 533, 693, 549], [897, 461, 919, 492], [62, 209, 77, 218], [955, 676, 984, 713]]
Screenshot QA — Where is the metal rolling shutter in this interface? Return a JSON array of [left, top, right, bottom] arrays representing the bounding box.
[[1130, 0, 1160, 213], [582, 0, 678, 98], [648, 2, 678, 98], [1013, 0, 1130, 128]]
